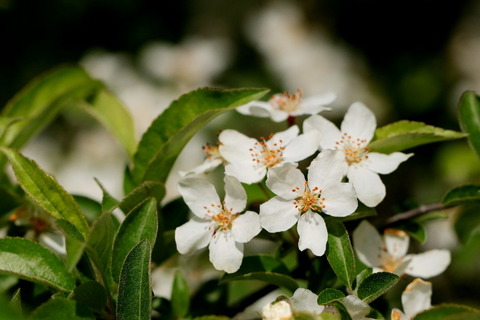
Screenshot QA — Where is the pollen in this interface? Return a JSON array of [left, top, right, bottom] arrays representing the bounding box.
[[269, 89, 303, 113], [205, 201, 239, 233], [292, 183, 324, 213], [336, 133, 370, 165], [250, 136, 286, 168], [202, 143, 222, 160]]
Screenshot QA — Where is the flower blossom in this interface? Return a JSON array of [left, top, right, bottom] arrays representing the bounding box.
[[391, 278, 432, 320], [180, 142, 225, 176], [236, 89, 336, 122], [304, 102, 413, 207], [259, 150, 358, 256], [175, 175, 261, 273], [261, 288, 325, 320], [219, 125, 319, 184], [353, 221, 451, 278]]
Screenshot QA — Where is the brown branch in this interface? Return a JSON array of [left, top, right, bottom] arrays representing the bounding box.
[[385, 203, 446, 225]]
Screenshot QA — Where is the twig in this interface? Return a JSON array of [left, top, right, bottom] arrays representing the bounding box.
[[385, 203, 446, 225]]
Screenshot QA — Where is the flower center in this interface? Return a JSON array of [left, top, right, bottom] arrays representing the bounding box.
[[336, 132, 370, 165], [292, 183, 326, 213], [250, 134, 286, 168], [202, 143, 222, 160], [204, 202, 238, 232], [269, 89, 303, 113]]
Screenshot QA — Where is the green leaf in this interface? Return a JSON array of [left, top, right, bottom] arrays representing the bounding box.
[[95, 178, 119, 212], [414, 304, 480, 320], [85, 213, 115, 286], [353, 268, 372, 292], [219, 255, 298, 292], [0, 293, 23, 320], [77, 88, 137, 158], [73, 281, 107, 313], [331, 301, 353, 320], [357, 272, 399, 303], [131, 87, 269, 184], [442, 185, 480, 207], [394, 220, 426, 243], [9, 288, 22, 315], [117, 240, 152, 320], [119, 180, 165, 214], [369, 120, 466, 153], [454, 205, 480, 244], [112, 198, 158, 281], [459, 91, 480, 159], [0, 66, 92, 149], [74, 195, 102, 224], [28, 298, 94, 320], [325, 219, 356, 291], [0, 147, 89, 237], [191, 317, 230, 320], [171, 270, 190, 318], [0, 238, 74, 291], [317, 288, 346, 304]]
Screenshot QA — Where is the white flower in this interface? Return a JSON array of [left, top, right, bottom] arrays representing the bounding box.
[[175, 175, 261, 273], [219, 125, 319, 184], [340, 295, 375, 320], [259, 150, 358, 256], [353, 221, 451, 278], [391, 278, 432, 320], [236, 89, 336, 122], [262, 288, 325, 320], [304, 102, 413, 207], [180, 142, 225, 176]]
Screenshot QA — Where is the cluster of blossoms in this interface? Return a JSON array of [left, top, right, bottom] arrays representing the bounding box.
[[176, 89, 414, 273]]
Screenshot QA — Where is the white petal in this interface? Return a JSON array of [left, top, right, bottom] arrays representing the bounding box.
[[178, 177, 221, 218], [283, 130, 320, 163], [175, 218, 213, 254], [341, 295, 371, 319], [364, 152, 413, 174], [179, 158, 223, 176], [303, 114, 341, 150], [308, 150, 348, 189], [297, 211, 328, 256], [341, 102, 376, 143], [224, 175, 247, 213], [290, 288, 325, 314], [219, 129, 257, 163], [268, 109, 290, 122], [268, 125, 299, 147], [294, 92, 336, 116], [266, 163, 305, 199], [321, 182, 358, 217], [353, 220, 383, 268], [391, 309, 409, 320], [402, 278, 432, 318], [404, 250, 451, 278], [236, 101, 272, 118], [259, 197, 300, 232], [384, 229, 410, 260], [224, 163, 266, 184], [232, 211, 261, 243], [209, 230, 243, 273], [348, 166, 386, 207]]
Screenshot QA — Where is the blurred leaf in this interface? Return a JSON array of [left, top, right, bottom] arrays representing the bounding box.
[[331, 301, 353, 320], [0, 274, 18, 293], [171, 270, 190, 318], [0, 147, 89, 237], [159, 197, 189, 231], [77, 87, 137, 157], [119, 180, 165, 215], [74, 195, 102, 223], [353, 268, 372, 292], [131, 87, 269, 185], [442, 185, 480, 207], [325, 219, 356, 291], [339, 203, 376, 222], [55, 219, 85, 242], [414, 304, 480, 320], [459, 91, 480, 159], [28, 298, 94, 320], [94, 178, 119, 212], [111, 198, 158, 282], [0, 238, 74, 291], [73, 281, 107, 313], [9, 288, 21, 315], [0, 293, 23, 320], [220, 255, 298, 292], [369, 120, 466, 153], [0, 186, 22, 218], [191, 317, 230, 320], [85, 213, 115, 286], [152, 230, 176, 265], [394, 221, 426, 243], [357, 272, 399, 303], [117, 240, 152, 320], [317, 288, 345, 304], [454, 205, 480, 244]]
